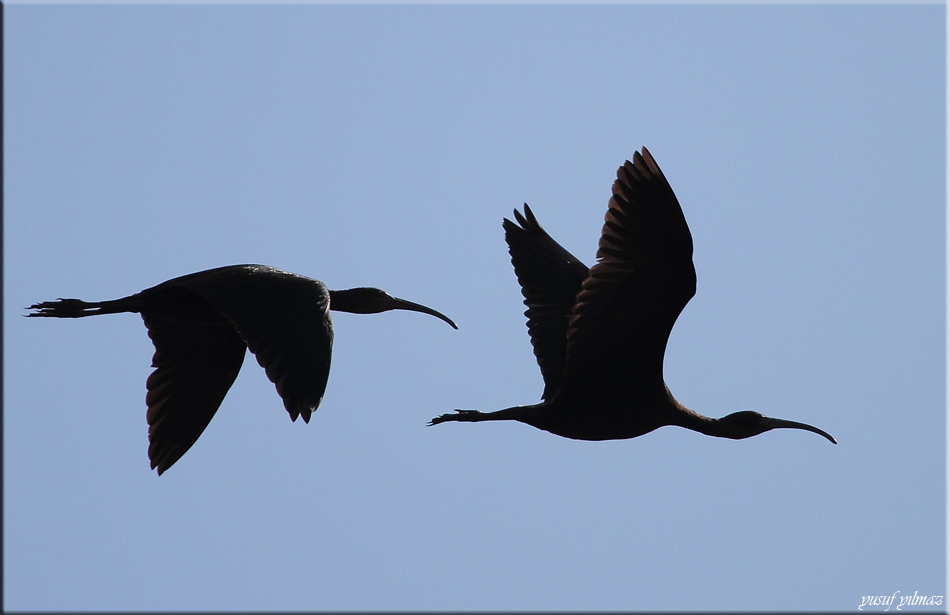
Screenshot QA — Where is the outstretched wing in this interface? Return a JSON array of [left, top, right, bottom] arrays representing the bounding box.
[[503, 205, 590, 400], [157, 265, 334, 423], [143, 305, 247, 475], [556, 148, 696, 400]]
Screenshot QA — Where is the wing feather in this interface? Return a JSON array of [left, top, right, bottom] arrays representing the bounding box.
[[143, 310, 247, 475], [556, 148, 695, 400], [503, 205, 590, 400], [157, 265, 334, 423]]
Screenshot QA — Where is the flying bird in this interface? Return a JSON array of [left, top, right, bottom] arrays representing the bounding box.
[[430, 148, 835, 445], [29, 264, 458, 474]]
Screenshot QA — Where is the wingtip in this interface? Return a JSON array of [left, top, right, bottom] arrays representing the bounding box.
[[504, 207, 528, 233], [286, 402, 316, 423], [634, 146, 663, 177], [151, 457, 167, 476], [513, 205, 528, 227]]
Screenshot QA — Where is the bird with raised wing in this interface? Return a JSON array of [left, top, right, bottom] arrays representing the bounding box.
[[29, 264, 457, 474], [430, 148, 835, 445]]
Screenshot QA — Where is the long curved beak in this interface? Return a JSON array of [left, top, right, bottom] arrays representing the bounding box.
[[389, 297, 458, 329], [764, 417, 837, 444]]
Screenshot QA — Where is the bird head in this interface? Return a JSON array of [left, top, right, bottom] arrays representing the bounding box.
[[716, 410, 837, 444], [328, 288, 458, 329]]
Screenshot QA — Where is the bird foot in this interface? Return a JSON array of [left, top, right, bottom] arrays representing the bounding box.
[[428, 409, 480, 426]]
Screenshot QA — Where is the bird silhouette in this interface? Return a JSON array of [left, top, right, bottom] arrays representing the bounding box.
[[430, 148, 835, 445], [29, 264, 458, 474]]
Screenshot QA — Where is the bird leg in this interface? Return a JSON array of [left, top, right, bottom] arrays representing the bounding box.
[[428, 409, 482, 426], [27, 298, 132, 318], [428, 405, 544, 427]]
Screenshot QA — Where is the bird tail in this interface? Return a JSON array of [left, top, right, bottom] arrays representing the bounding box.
[[26, 297, 136, 318]]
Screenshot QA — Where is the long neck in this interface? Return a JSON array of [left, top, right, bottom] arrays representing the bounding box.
[[327, 288, 379, 314], [660, 388, 729, 437], [667, 405, 721, 437]]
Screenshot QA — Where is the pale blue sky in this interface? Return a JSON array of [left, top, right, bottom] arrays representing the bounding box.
[[4, 4, 945, 611]]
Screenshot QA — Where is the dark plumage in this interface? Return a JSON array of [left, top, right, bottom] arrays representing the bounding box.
[[29, 264, 457, 474], [430, 148, 835, 445]]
